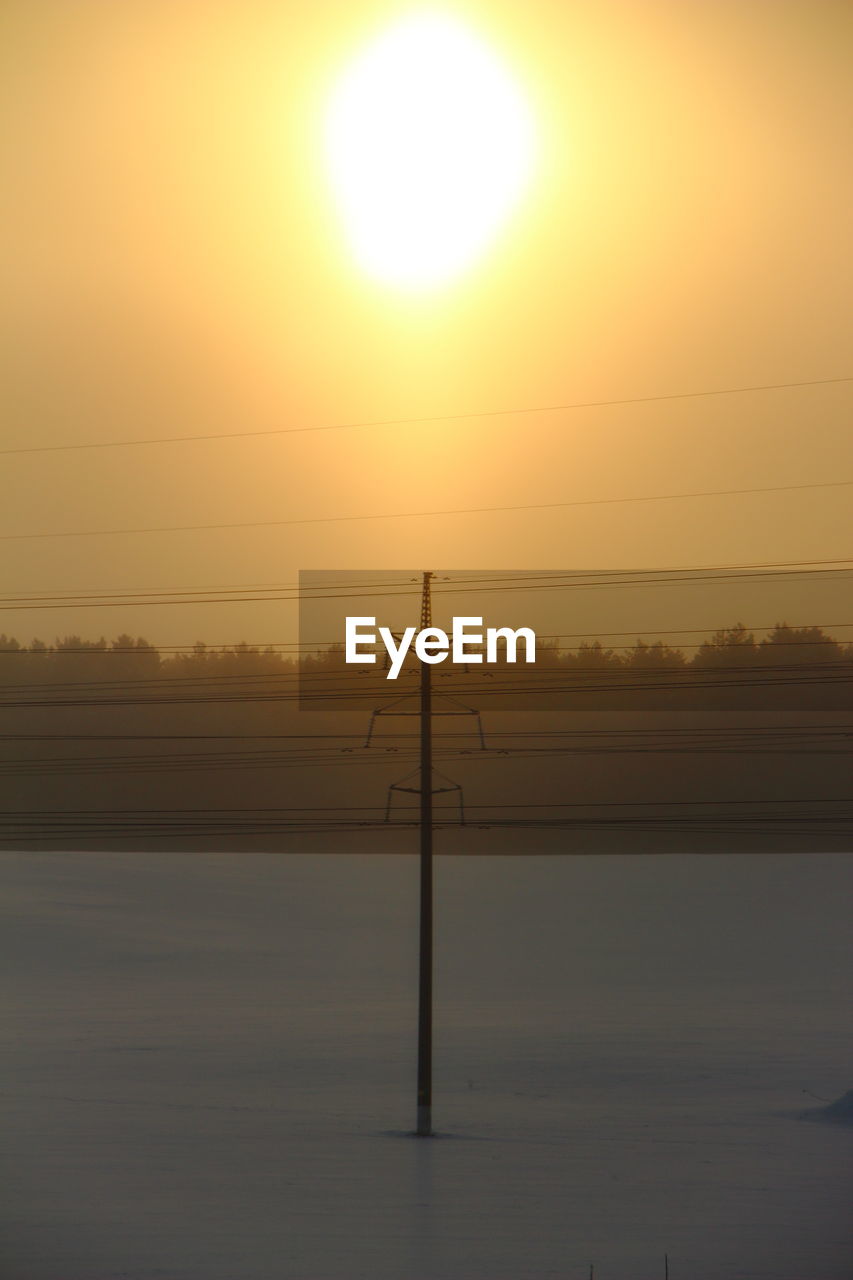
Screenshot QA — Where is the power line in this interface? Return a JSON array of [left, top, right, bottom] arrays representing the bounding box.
[[3, 626, 851, 655], [2, 727, 848, 778], [0, 572, 419, 603], [1, 667, 849, 709], [3, 799, 850, 815], [3, 557, 848, 602], [2, 557, 852, 609], [2, 803, 850, 843], [2, 650, 851, 696], [2, 374, 850, 458], [1, 726, 848, 742], [3, 479, 853, 543]]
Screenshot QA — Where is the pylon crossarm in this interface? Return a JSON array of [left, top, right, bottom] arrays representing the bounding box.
[[386, 766, 420, 794], [432, 694, 480, 714], [386, 764, 462, 796], [363, 711, 379, 749], [431, 767, 461, 793], [385, 789, 464, 825], [392, 783, 459, 797], [433, 779, 464, 825], [431, 696, 487, 749], [364, 694, 419, 746]]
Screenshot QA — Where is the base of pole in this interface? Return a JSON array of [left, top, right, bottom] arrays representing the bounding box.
[[416, 1104, 432, 1137]]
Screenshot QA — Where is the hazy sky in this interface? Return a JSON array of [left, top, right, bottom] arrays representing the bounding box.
[[1, 0, 851, 647]]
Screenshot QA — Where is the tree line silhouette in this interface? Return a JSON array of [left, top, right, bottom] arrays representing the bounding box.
[[1, 623, 850, 711], [0, 619, 849, 853], [1, 622, 850, 669]]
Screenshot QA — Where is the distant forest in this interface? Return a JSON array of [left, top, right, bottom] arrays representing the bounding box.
[[1, 622, 851, 712], [2, 623, 849, 852], [3, 621, 852, 669]]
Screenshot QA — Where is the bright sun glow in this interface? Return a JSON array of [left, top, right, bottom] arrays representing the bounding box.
[[325, 10, 537, 292]]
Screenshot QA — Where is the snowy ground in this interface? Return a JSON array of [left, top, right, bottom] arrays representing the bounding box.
[[2, 850, 852, 1279]]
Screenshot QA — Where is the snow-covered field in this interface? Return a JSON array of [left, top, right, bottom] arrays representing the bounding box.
[[3, 851, 851, 1279]]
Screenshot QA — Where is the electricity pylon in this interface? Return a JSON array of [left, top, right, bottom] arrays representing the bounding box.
[[364, 571, 485, 1136], [417, 569, 434, 1136]]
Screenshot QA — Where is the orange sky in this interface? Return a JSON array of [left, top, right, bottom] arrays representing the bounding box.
[[1, 0, 851, 648]]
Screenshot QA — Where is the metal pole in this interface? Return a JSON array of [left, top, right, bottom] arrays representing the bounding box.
[[417, 571, 433, 1136]]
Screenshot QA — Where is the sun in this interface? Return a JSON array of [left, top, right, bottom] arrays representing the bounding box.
[[324, 9, 537, 293]]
